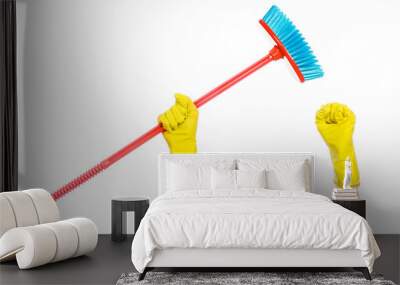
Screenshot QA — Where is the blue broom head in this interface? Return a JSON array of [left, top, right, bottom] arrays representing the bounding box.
[[262, 5, 323, 81]]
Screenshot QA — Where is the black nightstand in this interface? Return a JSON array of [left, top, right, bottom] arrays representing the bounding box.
[[111, 197, 149, 242], [333, 199, 366, 219]]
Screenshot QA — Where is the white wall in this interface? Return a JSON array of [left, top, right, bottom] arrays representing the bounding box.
[[16, 0, 400, 234]]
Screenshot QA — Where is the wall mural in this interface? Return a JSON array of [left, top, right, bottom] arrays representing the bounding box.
[[51, 5, 323, 201]]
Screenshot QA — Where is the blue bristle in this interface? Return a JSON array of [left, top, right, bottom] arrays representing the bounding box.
[[263, 5, 323, 81]]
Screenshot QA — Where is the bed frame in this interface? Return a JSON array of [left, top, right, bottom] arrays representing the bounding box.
[[139, 153, 371, 280]]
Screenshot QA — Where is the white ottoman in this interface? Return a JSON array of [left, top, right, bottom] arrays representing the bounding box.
[[0, 189, 98, 269]]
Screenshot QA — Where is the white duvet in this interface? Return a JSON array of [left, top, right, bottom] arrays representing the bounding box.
[[131, 190, 380, 272]]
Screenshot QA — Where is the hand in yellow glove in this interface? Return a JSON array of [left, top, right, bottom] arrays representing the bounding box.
[[315, 103, 360, 188], [158, 93, 198, 154]]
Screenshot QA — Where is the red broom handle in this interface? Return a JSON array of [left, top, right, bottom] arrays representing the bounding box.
[[52, 52, 276, 200]]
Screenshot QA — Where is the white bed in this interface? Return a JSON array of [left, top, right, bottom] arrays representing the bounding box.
[[131, 153, 380, 280]]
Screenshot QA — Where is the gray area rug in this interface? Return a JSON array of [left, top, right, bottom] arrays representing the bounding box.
[[116, 272, 396, 285]]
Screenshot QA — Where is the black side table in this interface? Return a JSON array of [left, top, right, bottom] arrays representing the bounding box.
[[111, 197, 149, 242], [333, 199, 366, 219]]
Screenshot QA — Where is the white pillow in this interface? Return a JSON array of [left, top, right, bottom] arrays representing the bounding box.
[[211, 169, 267, 190], [236, 169, 267, 189], [211, 168, 236, 190], [237, 159, 309, 191], [266, 167, 306, 191], [166, 159, 235, 192], [167, 162, 211, 191]]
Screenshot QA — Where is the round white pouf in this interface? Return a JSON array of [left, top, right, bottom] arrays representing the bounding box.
[[0, 189, 60, 237], [0, 196, 17, 237], [24, 189, 60, 224], [0, 218, 98, 269]]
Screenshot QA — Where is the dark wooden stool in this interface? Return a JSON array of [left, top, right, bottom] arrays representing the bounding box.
[[111, 197, 149, 242]]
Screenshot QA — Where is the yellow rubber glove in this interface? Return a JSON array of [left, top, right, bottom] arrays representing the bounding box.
[[315, 103, 360, 188], [158, 93, 198, 154]]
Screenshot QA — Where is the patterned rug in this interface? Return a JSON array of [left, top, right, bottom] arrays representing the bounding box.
[[116, 271, 396, 285]]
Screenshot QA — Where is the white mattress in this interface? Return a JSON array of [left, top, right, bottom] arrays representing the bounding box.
[[131, 189, 380, 273]]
